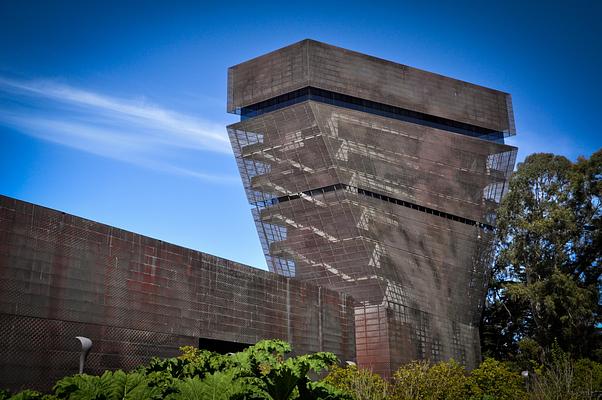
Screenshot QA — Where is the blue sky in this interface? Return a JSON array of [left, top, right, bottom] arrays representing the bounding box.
[[1, 1, 601, 270]]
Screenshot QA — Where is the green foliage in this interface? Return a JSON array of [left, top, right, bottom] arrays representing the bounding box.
[[299, 381, 352, 400], [6, 338, 600, 400], [225, 340, 345, 400], [324, 365, 389, 400], [528, 345, 602, 400], [4, 390, 56, 400], [137, 349, 237, 397], [513, 338, 545, 373], [51, 370, 160, 400], [164, 372, 261, 400], [482, 150, 602, 362], [5, 340, 346, 400], [573, 358, 602, 394], [177, 346, 203, 362], [530, 346, 579, 400], [468, 358, 526, 400], [392, 359, 471, 400], [107, 370, 160, 400]]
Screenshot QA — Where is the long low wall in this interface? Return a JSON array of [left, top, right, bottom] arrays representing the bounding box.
[[0, 195, 356, 391]]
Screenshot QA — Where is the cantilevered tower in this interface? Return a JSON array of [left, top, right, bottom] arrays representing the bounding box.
[[227, 39, 517, 376]]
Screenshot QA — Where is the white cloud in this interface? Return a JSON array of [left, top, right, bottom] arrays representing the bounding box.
[[0, 76, 236, 182]]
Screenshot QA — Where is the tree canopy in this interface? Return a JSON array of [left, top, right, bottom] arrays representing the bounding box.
[[481, 149, 602, 363]]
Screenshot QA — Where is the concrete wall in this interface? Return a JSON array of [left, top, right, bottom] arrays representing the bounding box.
[[0, 195, 356, 391]]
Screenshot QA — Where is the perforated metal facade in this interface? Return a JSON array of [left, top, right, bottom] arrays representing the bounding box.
[[0, 195, 355, 391], [228, 39, 517, 377]]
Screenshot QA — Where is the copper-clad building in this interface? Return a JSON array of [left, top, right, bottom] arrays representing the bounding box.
[[228, 39, 517, 377]]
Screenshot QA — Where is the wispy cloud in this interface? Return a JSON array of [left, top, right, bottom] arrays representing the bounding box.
[[0, 76, 236, 182]]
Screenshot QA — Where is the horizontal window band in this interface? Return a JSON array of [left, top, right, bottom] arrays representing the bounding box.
[[253, 183, 494, 231], [235, 86, 510, 142]]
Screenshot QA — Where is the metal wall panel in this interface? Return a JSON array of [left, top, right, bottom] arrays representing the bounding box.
[[0, 195, 356, 391], [228, 39, 515, 135]]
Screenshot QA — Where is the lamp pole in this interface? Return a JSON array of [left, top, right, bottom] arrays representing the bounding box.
[[75, 336, 93, 374]]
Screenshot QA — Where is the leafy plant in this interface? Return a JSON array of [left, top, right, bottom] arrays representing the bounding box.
[[572, 358, 602, 396], [4, 390, 56, 400], [52, 370, 160, 400], [528, 344, 602, 400], [392, 359, 471, 400], [13, 339, 602, 400], [227, 339, 346, 400], [324, 364, 389, 400], [467, 358, 526, 400], [165, 371, 262, 400], [9, 339, 346, 400]]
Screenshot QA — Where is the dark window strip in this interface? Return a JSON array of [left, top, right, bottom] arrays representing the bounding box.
[[254, 183, 493, 231], [237, 86, 509, 142]]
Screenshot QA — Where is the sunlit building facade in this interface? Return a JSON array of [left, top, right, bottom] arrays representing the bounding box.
[[228, 39, 517, 376]]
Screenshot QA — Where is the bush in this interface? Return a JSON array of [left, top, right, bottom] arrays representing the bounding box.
[[573, 358, 602, 396], [468, 358, 527, 400], [392, 359, 471, 400], [529, 349, 602, 400], [4, 340, 349, 400], [4, 341, 601, 400], [0, 390, 54, 400], [324, 364, 389, 400]]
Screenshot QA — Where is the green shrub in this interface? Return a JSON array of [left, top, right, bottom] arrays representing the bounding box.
[[528, 353, 602, 400], [6, 341, 600, 400], [163, 371, 262, 400], [324, 365, 389, 400], [5, 339, 347, 400], [572, 358, 602, 395], [392, 359, 471, 400], [4, 390, 54, 400], [468, 358, 527, 400], [51, 370, 160, 400], [529, 346, 580, 400]]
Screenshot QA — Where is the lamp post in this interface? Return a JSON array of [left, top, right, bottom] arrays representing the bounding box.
[[75, 336, 93, 374], [521, 370, 530, 391]]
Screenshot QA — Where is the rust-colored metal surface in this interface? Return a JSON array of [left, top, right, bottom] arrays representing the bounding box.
[[228, 39, 515, 136], [228, 39, 517, 377], [0, 195, 355, 391]]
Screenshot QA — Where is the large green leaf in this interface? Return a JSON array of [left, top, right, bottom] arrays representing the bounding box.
[[166, 372, 265, 400]]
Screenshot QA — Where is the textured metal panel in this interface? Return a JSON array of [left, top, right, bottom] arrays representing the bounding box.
[[0, 195, 356, 391], [228, 41, 517, 378], [228, 39, 515, 135], [227, 40, 310, 114], [0, 314, 195, 392]]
